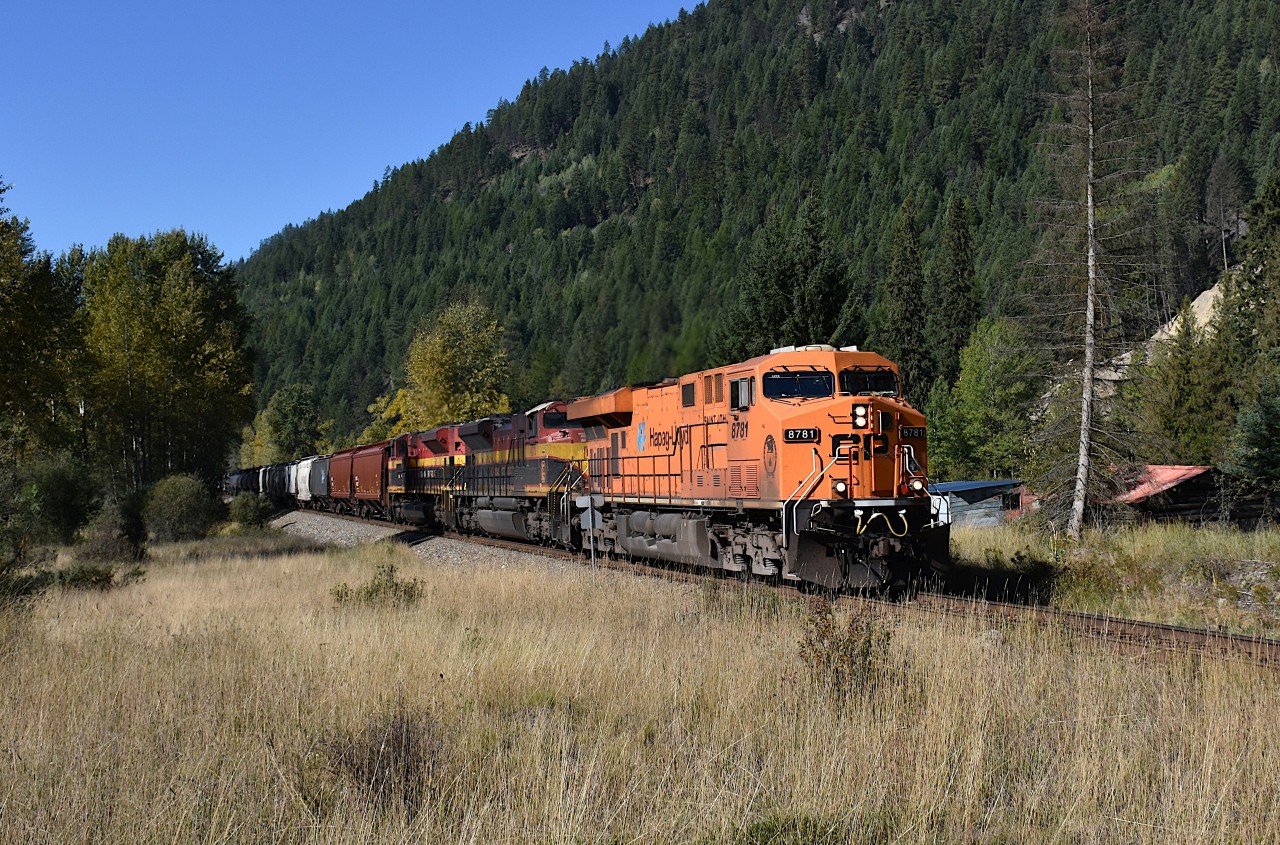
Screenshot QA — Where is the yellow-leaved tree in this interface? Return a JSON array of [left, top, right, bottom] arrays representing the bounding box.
[[404, 302, 511, 428], [358, 388, 413, 443]]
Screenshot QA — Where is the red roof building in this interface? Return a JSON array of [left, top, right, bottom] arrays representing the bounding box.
[[1114, 465, 1214, 506], [1108, 464, 1275, 524]]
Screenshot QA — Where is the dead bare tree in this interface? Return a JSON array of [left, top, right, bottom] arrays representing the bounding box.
[[1025, 0, 1162, 539]]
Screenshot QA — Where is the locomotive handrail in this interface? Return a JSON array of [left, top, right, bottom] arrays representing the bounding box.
[[547, 461, 579, 535], [782, 448, 824, 538], [783, 441, 859, 538]]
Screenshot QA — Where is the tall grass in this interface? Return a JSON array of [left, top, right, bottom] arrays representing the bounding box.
[[952, 522, 1280, 635], [2, 539, 1278, 842]]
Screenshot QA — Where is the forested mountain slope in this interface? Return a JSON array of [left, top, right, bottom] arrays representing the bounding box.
[[238, 0, 1280, 435]]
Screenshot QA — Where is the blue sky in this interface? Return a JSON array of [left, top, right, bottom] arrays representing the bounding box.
[[4, 1, 692, 262]]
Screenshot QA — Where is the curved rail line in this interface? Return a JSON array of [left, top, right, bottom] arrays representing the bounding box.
[[315, 510, 1280, 668], [904, 593, 1280, 667]]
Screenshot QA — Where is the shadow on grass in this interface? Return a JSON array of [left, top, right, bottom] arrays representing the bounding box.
[[921, 553, 1061, 606], [150, 530, 326, 564]]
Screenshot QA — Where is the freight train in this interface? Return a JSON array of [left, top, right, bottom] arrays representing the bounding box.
[[228, 345, 951, 589]]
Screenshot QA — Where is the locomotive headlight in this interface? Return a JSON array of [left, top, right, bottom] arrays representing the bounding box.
[[853, 405, 869, 427], [909, 478, 926, 493], [833, 480, 848, 496]]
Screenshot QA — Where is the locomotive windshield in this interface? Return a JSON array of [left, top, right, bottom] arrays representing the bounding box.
[[542, 411, 573, 428], [839, 368, 899, 396], [763, 370, 834, 399]]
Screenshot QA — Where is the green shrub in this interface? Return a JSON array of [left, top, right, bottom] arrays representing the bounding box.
[[228, 492, 273, 528], [332, 560, 424, 608], [53, 563, 117, 590], [0, 566, 53, 605], [0, 454, 52, 604], [50, 561, 145, 591], [78, 502, 144, 563], [21, 454, 98, 544], [143, 475, 217, 542]]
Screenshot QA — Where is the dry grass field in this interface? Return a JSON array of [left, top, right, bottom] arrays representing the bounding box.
[[3, 535, 1279, 843], [951, 522, 1280, 636]]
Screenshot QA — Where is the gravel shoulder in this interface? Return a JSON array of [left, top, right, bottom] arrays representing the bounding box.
[[269, 509, 582, 574], [270, 510, 401, 547]]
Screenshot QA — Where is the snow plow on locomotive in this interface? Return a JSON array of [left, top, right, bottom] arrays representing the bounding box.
[[232, 345, 950, 589]]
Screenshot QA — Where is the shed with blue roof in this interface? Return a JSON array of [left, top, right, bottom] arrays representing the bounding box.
[[929, 480, 1022, 528]]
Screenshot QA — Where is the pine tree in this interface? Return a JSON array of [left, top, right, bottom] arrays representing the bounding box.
[[1224, 352, 1280, 497], [715, 199, 851, 365], [713, 221, 792, 364], [1033, 0, 1151, 538], [1130, 300, 1230, 465], [873, 199, 931, 403], [783, 198, 846, 348], [928, 198, 978, 387]]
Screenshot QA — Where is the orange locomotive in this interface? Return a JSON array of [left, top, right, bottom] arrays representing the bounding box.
[[565, 344, 948, 588]]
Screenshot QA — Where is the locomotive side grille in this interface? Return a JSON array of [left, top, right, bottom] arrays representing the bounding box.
[[730, 464, 760, 497]]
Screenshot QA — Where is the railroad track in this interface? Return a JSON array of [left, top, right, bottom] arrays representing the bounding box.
[[905, 593, 1280, 667], [310, 510, 1280, 668]]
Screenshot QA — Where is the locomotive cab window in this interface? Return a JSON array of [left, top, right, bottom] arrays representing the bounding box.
[[839, 368, 899, 397], [729, 377, 755, 411], [763, 370, 834, 399]]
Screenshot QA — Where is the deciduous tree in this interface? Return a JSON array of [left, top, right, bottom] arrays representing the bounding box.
[[264, 384, 323, 460], [0, 179, 82, 451], [404, 303, 512, 427], [359, 389, 413, 443], [928, 318, 1038, 480], [82, 231, 252, 489]]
